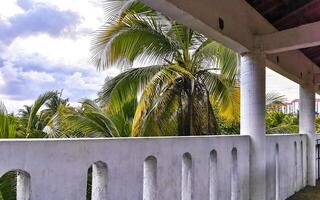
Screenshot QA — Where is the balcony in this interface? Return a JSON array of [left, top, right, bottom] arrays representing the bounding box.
[[1, 0, 320, 200]]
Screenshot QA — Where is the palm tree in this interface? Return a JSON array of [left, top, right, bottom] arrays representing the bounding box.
[[91, 0, 239, 136], [266, 92, 285, 110], [15, 90, 68, 138], [61, 98, 136, 138]]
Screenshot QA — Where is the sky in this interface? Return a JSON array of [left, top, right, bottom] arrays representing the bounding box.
[[0, 0, 301, 113]]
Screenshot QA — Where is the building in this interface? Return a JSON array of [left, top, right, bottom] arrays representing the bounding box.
[[281, 99, 320, 115]]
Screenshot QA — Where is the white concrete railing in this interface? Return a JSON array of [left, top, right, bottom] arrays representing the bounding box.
[[0, 136, 250, 200], [266, 134, 308, 200]]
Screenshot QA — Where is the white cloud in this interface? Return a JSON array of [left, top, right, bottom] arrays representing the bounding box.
[[0, 61, 54, 83], [266, 68, 299, 101], [0, 62, 19, 82], [5, 34, 92, 69], [64, 70, 107, 91], [0, 73, 5, 86], [33, 0, 104, 30], [64, 72, 95, 90], [23, 70, 55, 82], [0, 0, 24, 19], [0, 95, 34, 114]]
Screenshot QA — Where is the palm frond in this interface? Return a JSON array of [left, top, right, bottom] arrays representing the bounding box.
[[266, 92, 285, 107], [103, 0, 154, 23], [98, 65, 165, 110], [131, 67, 179, 136], [0, 113, 16, 139], [91, 12, 175, 70], [63, 99, 120, 137], [26, 91, 57, 135], [193, 40, 238, 82], [201, 72, 240, 123]]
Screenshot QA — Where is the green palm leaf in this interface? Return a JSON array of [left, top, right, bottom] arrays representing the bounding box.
[[98, 65, 166, 110], [63, 99, 120, 137], [91, 12, 175, 69], [26, 91, 57, 136]]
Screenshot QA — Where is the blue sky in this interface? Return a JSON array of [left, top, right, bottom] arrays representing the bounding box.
[[0, 0, 300, 113]]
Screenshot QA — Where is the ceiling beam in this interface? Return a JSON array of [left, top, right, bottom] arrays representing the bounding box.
[[256, 21, 320, 54], [139, 0, 320, 86]]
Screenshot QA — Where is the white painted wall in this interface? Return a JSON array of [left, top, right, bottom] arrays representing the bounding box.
[[0, 136, 250, 200], [0, 134, 313, 200], [266, 135, 308, 200]]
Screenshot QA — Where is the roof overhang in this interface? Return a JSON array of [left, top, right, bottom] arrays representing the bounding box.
[[140, 0, 320, 90]]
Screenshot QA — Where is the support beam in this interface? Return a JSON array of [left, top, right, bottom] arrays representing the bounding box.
[[240, 50, 266, 200], [256, 21, 320, 54], [267, 51, 316, 84], [299, 83, 316, 186], [139, 0, 320, 87]]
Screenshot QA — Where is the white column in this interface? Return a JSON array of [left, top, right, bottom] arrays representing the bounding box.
[[240, 50, 266, 200], [92, 162, 108, 200], [16, 171, 31, 200], [299, 83, 316, 186]]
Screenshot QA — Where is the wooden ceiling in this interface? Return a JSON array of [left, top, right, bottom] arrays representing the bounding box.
[[246, 0, 320, 66]]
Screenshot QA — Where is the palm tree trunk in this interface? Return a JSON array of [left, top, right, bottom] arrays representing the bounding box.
[[185, 92, 193, 136], [177, 93, 184, 136], [206, 91, 212, 134], [206, 90, 218, 135]]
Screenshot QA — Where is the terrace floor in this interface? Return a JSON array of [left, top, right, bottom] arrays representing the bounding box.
[[287, 181, 320, 200]]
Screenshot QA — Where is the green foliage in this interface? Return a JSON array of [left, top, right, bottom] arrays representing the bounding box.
[[86, 167, 92, 200], [266, 109, 299, 134], [0, 113, 17, 139], [0, 172, 16, 200], [63, 99, 121, 137], [216, 112, 240, 135]]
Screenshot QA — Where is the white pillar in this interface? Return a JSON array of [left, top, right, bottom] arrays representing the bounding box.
[[16, 171, 31, 200], [240, 50, 266, 200], [299, 83, 316, 186], [92, 162, 108, 200]]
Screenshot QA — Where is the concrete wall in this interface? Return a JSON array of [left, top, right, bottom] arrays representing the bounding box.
[[266, 134, 308, 200], [0, 136, 250, 200]]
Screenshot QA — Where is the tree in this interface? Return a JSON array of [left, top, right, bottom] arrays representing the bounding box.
[[62, 99, 135, 137], [266, 92, 285, 111], [14, 90, 69, 138], [91, 0, 240, 136]]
